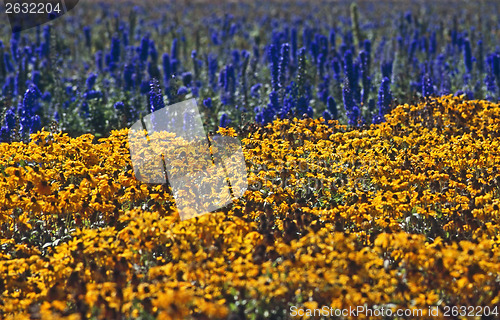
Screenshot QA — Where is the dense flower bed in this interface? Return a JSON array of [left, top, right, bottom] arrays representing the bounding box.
[[1, 1, 500, 140], [1, 95, 499, 319]]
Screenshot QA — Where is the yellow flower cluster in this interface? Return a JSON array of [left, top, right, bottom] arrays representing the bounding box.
[[0, 95, 499, 319]]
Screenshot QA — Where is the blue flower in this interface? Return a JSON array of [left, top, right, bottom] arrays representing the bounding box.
[[331, 57, 342, 82], [140, 80, 150, 95], [251, 83, 262, 98], [317, 34, 328, 58], [0, 126, 10, 142], [211, 31, 220, 45], [296, 96, 309, 116], [22, 85, 42, 116], [149, 79, 165, 112], [408, 36, 418, 61], [381, 60, 393, 79], [317, 53, 327, 77], [219, 113, 231, 128], [182, 72, 193, 87], [80, 102, 89, 117], [3, 53, 14, 73], [5, 108, 16, 130], [232, 50, 240, 68], [477, 39, 484, 72], [220, 65, 235, 105], [2, 76, 15, 96], [256, 91, 279, 124], [122, 29, 129, 48], [203, 98, 212, 108], [171, 38, 178, 61], [114, 102, 125, 110], [124, 63, 135, 91], [149, 39, 158, 62], [372, 113, 385, 124], [105, 53, 114, 71], [229, 23, 238, 37], [363, 39, 371, 69], [39, 34, 50, 57], [208, 54, 218, 89], [279, 43, 290, 88], [485, 73, 496, 93], [10, 38, 18, 62], [170, 59, 179, 75], [268, 44, 279, 91], [253, 45, 260, 61], [140, 35, 150, 62], [348, 106, 360, 126], [329, 28, 336, 50], [487, 53, 500, 84], [95, 51, 104, 72], [255, 110, 264, 124], [83, 90, 103, 100], [404, 10, 412, 23], [429, 31, 437, 56], [291, 28, 298, 61], [32, 71, 41, 88], [218, 68, 226, 89], [225, 65, 235, 92], [147, 61, 160, 79], [327, 96, 338, 119], [177, 86, 188, 96], [42, 92, 52, 102], [422, 74, 434, 97], [342, 79, 355, 112], [343, 50, 359, 102], [377, 77, 392, 115], [310, 39, 319, 62], [463, 38, 473, 73], [162, 53, 171, 84], [83, 26, 91, 48], [110, 36, 120, 63], [30, 115, 42, 134], [86, 73, 97, 91], [317, 75, 330, 104]]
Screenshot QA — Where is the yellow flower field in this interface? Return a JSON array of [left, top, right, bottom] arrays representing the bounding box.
[[1, 95, 499, 319]]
